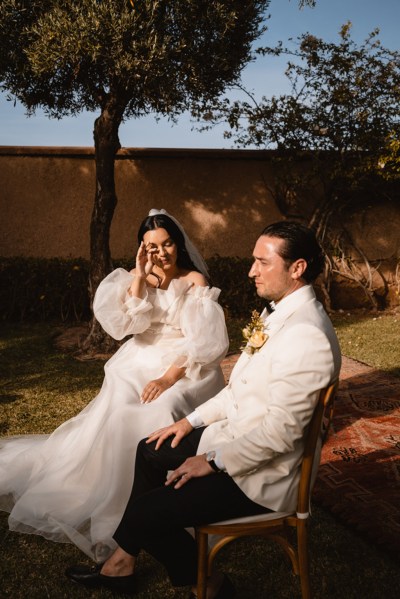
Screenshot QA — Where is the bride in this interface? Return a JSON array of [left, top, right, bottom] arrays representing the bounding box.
[[0, 209, 229, 562]]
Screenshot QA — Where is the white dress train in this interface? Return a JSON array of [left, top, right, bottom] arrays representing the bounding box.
[[0, 268, 229, 561]]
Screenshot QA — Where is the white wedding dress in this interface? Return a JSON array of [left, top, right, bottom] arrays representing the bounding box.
[[0, 268, 229, 561]]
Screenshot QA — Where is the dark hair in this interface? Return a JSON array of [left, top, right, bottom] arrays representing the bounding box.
[[261, 221, 325, 283], [137, 213, 201, 274]]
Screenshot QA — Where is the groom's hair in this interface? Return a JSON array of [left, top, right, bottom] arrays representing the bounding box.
[[261, 221, 325, 283]]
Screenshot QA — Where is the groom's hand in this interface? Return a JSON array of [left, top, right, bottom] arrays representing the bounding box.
[[166, 455, 214, 489], [147, 417, 193, 450]]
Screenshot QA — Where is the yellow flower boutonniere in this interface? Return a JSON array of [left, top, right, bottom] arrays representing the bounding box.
[[241, 310, 269, 355]]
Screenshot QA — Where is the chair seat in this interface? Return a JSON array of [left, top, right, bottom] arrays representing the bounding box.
[[205, 510, 293, 527]]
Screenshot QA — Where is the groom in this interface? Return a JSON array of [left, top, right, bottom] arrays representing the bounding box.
[[66, 221, 341, 598]]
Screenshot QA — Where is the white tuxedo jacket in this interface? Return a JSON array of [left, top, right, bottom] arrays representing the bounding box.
[[196, 285, 341, 512]]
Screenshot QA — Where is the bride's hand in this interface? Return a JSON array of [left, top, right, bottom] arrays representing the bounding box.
[[141, 366, 185, 404], [135, 242, 155, 279], [140, 377, 171, 404]]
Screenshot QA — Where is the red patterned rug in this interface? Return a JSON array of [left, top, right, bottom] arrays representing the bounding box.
[[221, 353, 400, 555], [313, 356, 400, 556]]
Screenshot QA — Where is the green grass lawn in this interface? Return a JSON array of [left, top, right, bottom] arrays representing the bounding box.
[[331, 310, 400, 378], [0, 316, 399, 598]]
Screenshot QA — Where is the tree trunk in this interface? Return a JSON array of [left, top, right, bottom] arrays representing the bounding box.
[[79, 100, 125, 356]]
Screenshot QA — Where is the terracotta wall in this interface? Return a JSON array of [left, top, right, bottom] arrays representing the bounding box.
[[0, 146, 283, 261], [1, 146, 399, 308]]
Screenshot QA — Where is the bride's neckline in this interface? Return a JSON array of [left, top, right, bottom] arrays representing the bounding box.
[[147, 269, 192, 291], [147, 277, 193, 293]]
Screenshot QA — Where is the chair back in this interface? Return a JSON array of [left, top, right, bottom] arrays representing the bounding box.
[[195, 381, 339, 599], [296, 381, 338, 516]]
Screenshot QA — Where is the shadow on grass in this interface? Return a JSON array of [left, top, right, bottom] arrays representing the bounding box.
[[1, 322, 399, 598], [0, 322, 105, 435], [1, 506, 399, 599], [0, 322, 105, 395]]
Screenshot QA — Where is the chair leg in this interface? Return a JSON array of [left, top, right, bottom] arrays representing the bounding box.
[[196, 530, 209, 599], [297, 522, 311, 599]]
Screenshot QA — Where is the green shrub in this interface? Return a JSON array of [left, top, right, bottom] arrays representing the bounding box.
[[0, 256, 263, 322], [207, 255, 263, 317], [0, 257, 91, 322]]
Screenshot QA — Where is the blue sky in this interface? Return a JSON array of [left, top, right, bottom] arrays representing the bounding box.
[[1, 0, 399, 148]]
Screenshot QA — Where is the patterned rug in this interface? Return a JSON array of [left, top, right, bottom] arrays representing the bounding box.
[[313, 356, 400, 556], [221, 353, 400, 556]]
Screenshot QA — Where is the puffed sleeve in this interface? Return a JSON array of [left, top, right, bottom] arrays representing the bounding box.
[[168, 286, 229, 379], [93, 268, 153, 340]]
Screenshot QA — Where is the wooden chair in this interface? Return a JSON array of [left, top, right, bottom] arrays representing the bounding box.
[[195, 381, 338, 599]]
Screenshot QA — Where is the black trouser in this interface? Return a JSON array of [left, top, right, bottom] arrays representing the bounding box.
[[113, 428, 270, 587]]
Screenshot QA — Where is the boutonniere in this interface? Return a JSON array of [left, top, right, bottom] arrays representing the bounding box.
[[241, 310, 269, 355]]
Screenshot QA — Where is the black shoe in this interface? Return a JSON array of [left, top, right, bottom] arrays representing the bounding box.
[[189, 574, 236, 599], [65, 563, 136, 595]]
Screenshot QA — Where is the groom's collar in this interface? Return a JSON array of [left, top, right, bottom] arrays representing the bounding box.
[[262, 285, 315, 322]]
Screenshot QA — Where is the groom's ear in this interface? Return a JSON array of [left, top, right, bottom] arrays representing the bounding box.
[[290, 258, 307, 280]]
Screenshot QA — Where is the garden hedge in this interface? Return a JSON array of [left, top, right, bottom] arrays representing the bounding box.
[[0, 256, 263, 322]]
